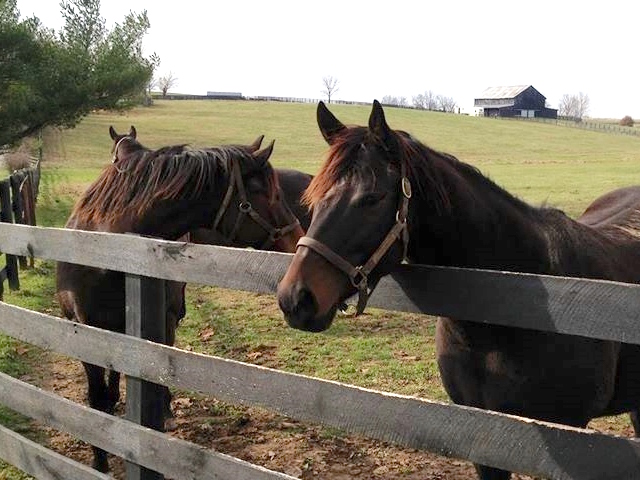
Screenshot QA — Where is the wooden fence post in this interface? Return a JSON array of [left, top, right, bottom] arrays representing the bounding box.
[[0, 180, 19, 290], [9, 172, 27, 269], [20, 175, 36, 267], [125, 273, 166, 480]]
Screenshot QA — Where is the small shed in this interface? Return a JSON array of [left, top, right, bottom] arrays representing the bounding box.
[[474, 85, 557, 119]]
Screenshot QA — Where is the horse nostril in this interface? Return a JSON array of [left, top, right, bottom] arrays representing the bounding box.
[[279, 283, 317, 327], [296, 286, 316, 315]]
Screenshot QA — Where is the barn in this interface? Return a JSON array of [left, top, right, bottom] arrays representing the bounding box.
[[474, 85, 558, 119]]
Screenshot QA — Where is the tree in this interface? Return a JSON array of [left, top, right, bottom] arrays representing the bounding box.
[[157, 71, 178, 97], [558, 92, 590, 120], [412, 90, 438, 110], [321, 76, 339, 103], [381, 95, 408, 107], [0, 0, 158, 147], [436, 95, 458, 113], [620, 116, 634, 127]]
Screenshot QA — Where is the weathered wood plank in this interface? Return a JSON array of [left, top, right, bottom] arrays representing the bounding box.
[[0, 373, 297, 480], [1, 305, 639, 479], [125, 274, 166, 480], [2, 223, 640, 344], [0, 424, 113, 480]]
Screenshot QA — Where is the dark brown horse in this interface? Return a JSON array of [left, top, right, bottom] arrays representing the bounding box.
[[277, 101, 640, 479], [110, 126, 313, 240], [57, 132, 304, 472]]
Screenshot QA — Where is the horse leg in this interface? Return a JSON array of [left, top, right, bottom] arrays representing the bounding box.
[[163, 280, 185, 431], [630, 410, 640, 436], [83, 361, 111, 472], [106, 369, 121, 412], [474, 465, 511, 480]]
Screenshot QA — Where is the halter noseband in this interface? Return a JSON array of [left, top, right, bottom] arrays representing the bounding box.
[[296, 160, 411, 315], [213, 159, 301, 250]]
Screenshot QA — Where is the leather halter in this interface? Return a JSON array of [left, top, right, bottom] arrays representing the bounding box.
[[112, 135, 132, 163], [297, 160, 411, 315], [112, 136, 135, 174], [213, 159, 301, 250]]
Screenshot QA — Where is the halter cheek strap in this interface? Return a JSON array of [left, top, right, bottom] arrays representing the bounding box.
[[213, 160, 301, 249], [297, 161, 411, 315]]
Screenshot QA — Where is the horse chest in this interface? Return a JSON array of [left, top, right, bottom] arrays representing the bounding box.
[[435, 317, 618, 420]]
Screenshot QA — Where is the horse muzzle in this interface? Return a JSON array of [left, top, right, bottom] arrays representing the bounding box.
[[277, 279, 338, 332]]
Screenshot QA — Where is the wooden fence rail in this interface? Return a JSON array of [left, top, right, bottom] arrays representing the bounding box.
[[1, 222, 640, 479]]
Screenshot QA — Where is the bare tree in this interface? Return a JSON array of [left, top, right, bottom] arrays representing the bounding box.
[[157, 71, 178, 97], [412, 93, 425, 109], [436, 95, 458, 113], [558, 92, 590, 120], [321, 76, 339, 103], [412, 90, 438, 110], [381, 95, 408, 107]]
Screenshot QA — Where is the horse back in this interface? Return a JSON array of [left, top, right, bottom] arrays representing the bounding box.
[[578, 186, 640, 230]]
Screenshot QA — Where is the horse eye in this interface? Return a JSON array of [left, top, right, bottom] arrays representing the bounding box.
[[355, 191, 387, 208], [246, 177, 265, 194]]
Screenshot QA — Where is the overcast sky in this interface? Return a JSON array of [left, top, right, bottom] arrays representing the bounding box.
[[17, 0, 639, 118]]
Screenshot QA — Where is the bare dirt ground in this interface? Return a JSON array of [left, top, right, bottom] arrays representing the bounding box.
[[25, 352, 541, 480]]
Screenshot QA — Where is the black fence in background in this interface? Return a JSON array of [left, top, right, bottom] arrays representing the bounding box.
[[0, 153, 40, 299]]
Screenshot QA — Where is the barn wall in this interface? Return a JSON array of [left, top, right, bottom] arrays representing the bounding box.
[[513, 87, 546, 110]]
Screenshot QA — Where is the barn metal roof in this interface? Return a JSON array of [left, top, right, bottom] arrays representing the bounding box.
[[476, 85, 532, 100]]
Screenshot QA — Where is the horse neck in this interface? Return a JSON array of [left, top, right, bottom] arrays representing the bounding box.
[[131, 196, 219, 240], [407, 157, 596, 275], [73, 156, 226, 241]]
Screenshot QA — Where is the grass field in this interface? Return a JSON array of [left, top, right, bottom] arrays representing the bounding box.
[[2, 99, 640, 478]]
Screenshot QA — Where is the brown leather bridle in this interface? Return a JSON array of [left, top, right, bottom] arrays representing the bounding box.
[[111, 135, 131, 163], [111, 135, 138, 174], [296, 160, 411, 315], [213, 158, 301, 250]]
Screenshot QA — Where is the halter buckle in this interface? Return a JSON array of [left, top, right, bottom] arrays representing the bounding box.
[[401, 177, 412, 199], [238, 201, 252, 213]]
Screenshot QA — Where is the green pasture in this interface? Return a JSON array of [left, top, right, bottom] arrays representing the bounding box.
[[2, 100, 639, 477], [41, 100, 640, 217]]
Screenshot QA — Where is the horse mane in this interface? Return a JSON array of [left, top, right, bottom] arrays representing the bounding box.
[[71, 145, 253, 226], [303, 126, 535, 218]]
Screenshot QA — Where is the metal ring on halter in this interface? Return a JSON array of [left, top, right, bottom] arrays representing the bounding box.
[[350, 267, 368, 290], [238, 201, 252, 213]]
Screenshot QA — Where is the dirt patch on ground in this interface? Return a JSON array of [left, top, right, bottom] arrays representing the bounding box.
[[27, 351, 539, 480]]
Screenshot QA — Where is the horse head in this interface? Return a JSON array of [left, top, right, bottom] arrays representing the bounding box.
[[212, 140, 304, 252], [277, 101, 410, 331], [109, 125, 142, 163]]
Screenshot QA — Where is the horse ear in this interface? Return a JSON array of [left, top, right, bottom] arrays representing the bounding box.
[[248, 134, 265, 153], [368, 100, 396, 152], [252, 139, 275, 168], [317, 101, 346, 144], [129, 125, 137, 139], [109, 126, 118, 140]]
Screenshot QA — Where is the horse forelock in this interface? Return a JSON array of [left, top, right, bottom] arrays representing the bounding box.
[[71, 145, 250, 227], [302, 126, 451, 214], [303, 127, 369, 208]]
